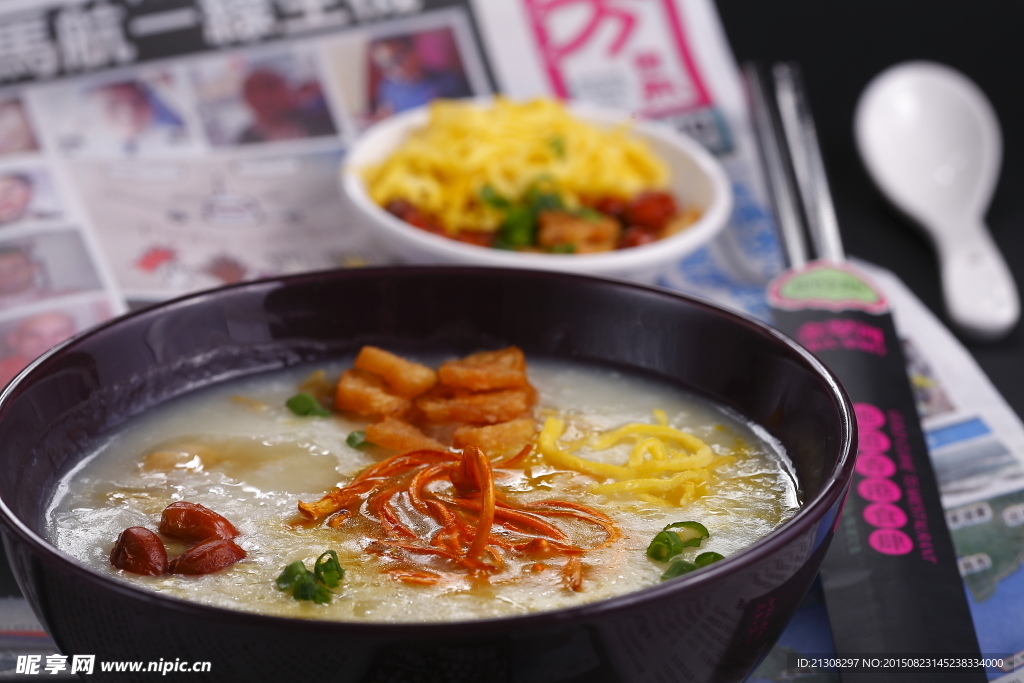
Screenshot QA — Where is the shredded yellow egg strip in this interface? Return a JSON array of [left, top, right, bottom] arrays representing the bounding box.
[[537, 411, 734, 507], [363, 97, 670, 236]]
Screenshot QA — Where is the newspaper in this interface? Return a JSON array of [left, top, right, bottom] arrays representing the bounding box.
[[0, 0, 1021, 679], [0, 0, 498, 307], [473, 0, 784, 318], [0, 0, 785, 385]]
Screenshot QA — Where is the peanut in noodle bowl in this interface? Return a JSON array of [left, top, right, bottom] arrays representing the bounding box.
[[0, 267, 855, 683]]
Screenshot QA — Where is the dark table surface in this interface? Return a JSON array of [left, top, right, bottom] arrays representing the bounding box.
[[714, 0, 1024, 417]]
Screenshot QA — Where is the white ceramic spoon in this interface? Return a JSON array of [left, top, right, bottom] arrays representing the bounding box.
[[855, 61, 1019, 341]]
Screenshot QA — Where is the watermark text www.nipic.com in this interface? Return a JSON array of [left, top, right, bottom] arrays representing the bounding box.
[[16, 654, 213, 675]]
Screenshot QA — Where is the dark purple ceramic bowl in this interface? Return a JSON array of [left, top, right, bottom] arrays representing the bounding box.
[[0, 267, 855, 683]]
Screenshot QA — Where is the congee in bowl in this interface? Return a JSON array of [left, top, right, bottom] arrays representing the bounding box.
[[48, 347, 800, 622], [0, 267, 855, 683]]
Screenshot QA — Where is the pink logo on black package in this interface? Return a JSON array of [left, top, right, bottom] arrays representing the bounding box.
[[796, 319, 887, 356]]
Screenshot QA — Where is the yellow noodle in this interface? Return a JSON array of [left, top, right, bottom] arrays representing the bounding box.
[[363, 98, 670, 236], [591, 469, 710, 495], [628, 437, 669, 467], [634, 493, 671, 506], [537, 417, 634, 480], [536, 410, 730, 507], [590, 423, 712, 455], [631, 452, 716, 475]]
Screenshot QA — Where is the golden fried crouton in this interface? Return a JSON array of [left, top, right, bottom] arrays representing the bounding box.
[[452, 417, 536, 454], [416, 385, 536, 425], [537, 210, 620, 253], [439, 346, 527, 391], [354, 346, 437, 398], [365, 416, 447, 452], [335, 368, 410, 417], [297, 369, 336, 405], [662, 205, 701, 237]]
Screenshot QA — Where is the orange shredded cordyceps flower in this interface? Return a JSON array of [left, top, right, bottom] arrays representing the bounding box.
[[298, 446, 619, 589]]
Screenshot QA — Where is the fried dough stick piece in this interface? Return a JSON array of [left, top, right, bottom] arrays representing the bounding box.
[[452, 417, 536, 455], [537, 210, 620, 253], [416, 385, 536, 425], [438, 347, 528, 391], [355, 346, 437, 398], [335, 368, 410, 417], [365, 416, 447, 452]]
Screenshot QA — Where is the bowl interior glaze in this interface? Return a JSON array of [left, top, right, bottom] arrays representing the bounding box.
[[0, 267, 855, 683]]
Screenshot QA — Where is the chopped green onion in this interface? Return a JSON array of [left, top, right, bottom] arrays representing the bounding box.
[[314, 550, 344, 588], [661, 552, 724, 580], [694, 551, 724, 568], [276, 551, 344, 604], [647, 522, 709, 561], [646, 530, 685, 562], [571, 206, 605, 222], [546, 243, 575, 254], [548, 136, 565, 158], [525, 187, 562, 214], [479, 185, 511, 210], [661, 559, 698, 580], [286, 392, 331, 417], [663, 521, 710, 548], [499, 205, 535, 248], [275, 561, 308, 590], [291, 572, 318, 600], [312, 584, 332, 604], [482, 176, 568, 251], [649, 521, 722, 579], [291, 572, 332, 604], [346, 430, 368, 449]]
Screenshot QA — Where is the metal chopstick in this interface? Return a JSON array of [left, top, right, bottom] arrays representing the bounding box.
[[772, 62, 846, 263], [743, 63, 809, 269]]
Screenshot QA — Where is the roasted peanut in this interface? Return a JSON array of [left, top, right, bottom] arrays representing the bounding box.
[[169, 538, 246, 575], [159, 501, 239, 543], [110, 527, 168, 576]]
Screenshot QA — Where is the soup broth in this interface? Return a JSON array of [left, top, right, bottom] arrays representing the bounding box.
[[47, 355, 799, 623]]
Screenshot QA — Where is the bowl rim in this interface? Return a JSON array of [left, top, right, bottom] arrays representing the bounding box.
[[340, 99, 734, 273], [0, 266, 855, 637]]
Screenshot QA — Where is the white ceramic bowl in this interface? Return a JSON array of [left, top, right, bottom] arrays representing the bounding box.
[[341, 100, 732, 283]]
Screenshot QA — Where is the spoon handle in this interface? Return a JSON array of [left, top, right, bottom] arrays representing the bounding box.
[[930, 217, 1019, 341]]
